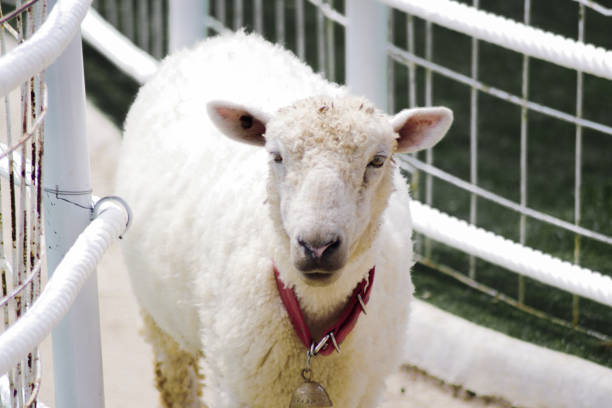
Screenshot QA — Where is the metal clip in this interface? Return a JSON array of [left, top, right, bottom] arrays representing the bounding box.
[[313, 334, 330, 355], [357, 294, 367, 315], [329, 332, 340, 353]]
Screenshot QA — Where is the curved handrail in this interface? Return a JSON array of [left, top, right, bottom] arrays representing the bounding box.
[[382, 0, 612, 81], [0, 198, 129, 376], [0, 0, 92, 97]]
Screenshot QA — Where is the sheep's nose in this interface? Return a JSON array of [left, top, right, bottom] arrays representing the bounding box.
[[298, 236, 341, 261]]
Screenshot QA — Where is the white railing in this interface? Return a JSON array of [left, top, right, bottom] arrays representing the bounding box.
[[186, 1, 612, 325], [0, 0, 130, 407], [382, 0, 612, 337], [2, 0, 611, 406], [83, 0, 612, 333]]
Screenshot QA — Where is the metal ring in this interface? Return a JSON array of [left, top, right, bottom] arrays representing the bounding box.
[[91, 195, 132, 235], [301, 368, 312, 382]]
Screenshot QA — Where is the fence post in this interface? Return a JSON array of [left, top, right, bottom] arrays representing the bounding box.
[[345, 0, 388, 112], [42, 2, 105, 406], [169, 0, 208, 52]]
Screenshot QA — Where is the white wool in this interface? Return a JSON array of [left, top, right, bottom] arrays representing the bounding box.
[[116, 32, 428, 407]]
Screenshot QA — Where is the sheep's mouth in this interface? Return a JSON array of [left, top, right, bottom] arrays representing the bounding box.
[[300, 271, 340, 287]]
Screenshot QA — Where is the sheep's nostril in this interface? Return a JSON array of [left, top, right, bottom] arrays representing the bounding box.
[[298, 237, 341, 260]]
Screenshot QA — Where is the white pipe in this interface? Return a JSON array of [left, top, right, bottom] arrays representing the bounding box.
[[168, 0, 207, 53], [0, 0, 93, 97], [0, 200, 129, 377], [409, 200, 612, 308], [380, 0, 612, 81], [345, 0, 388, 111], [42, 1, 103, 404], [81, 8, 159, 85]]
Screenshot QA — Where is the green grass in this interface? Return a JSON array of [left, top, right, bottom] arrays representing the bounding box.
[[412, 262, 612, 368], [85, 0, 612, 368]]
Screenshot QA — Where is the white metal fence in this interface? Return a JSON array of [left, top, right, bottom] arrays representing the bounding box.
[[1, 0, 611, 406], [1, 0, 129, 407], [87, 0, 612, 352], [128, 0, 612, 334]]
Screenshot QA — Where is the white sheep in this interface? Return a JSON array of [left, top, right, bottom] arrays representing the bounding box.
[[116, 32, 452, 408]]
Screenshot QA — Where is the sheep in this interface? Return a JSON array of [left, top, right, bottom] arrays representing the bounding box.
[[115, 31, 452, 408]]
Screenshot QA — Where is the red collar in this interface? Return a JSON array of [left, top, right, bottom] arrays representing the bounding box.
[[274, 266, 375, 356]]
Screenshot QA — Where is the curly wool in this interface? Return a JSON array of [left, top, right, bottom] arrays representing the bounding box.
[[116, 32, 415, 407]]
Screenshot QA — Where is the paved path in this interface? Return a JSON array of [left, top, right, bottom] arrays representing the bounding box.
[[38, 102, 508, 407]]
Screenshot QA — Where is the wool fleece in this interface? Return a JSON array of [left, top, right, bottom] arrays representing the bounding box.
[[116, 31, 452, 407]]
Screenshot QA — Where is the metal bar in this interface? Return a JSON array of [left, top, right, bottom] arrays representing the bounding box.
[[137, 0, 149, 52], [573, 3, 585, 328], [276, 0, 284, 44], [168, 0, 206, 53], [0, 4, 16, 404], [306, 0, 347, 25], [518, 0, 531, 305], [43, 0, 105, 403], [233, 0, 243, 30], [122, 0, 135, 41], [469, 0, 479, 280], [215, 0, 225, 28], [407, 14, 416, 109], [387, 44, 612, 137], [206, 15, 231, 35], [387, 10, 395, 113], [10, 14, 23, 407], [345, 0, 388, 110], [399, 155, 612, 246], [326, 11, 335, 82], [424, 19, 434, 260], [571, 0, 612, 16], [406, 12, 419, 249], [82, 8, 159, 85], [296, 0, 305, 59], [151, 0, 163, 58], [254, 0, 263, 34], [0, 0, 38, 25], [16, 27, 30, 406], [316, 5, 325, 74], [104, 0, 118, 27]]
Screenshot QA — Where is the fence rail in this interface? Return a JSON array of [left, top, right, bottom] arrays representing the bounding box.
[[2, 0, 611, 405], [1, 0, 129, 406]]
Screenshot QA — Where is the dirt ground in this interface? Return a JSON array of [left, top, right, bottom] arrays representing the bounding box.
[[38, 102, 510, 407]]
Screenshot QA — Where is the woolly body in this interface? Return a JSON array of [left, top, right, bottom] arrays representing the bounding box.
[[117, 32, 448, 407]]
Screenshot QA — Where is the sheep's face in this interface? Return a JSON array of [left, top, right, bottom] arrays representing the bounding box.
[[208, 96, 452, 287], [263, 98, 398, 285]]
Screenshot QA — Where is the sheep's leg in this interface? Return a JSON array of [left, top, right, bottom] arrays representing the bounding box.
[[141, 311, 205, 408]]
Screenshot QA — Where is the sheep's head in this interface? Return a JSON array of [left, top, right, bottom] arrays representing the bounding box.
[[208, 96, 452, 287]]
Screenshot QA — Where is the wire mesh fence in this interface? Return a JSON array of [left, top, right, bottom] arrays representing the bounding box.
[[2, 1, 609, 404], [191, 1, 612, 348], [0, 1, 47, 406], [84, 0, 612, 359], [386, 0, 612, 347]]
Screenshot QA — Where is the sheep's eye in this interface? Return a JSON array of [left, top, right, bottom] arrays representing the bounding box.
[[271, 152, 283, 163], [368, 155, 386, 168]]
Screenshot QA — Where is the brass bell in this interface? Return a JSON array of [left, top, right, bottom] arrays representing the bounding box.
[[289, 369, 333, 407]]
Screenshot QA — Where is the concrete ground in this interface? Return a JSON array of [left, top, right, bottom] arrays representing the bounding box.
[[37, 101, 509, 407]]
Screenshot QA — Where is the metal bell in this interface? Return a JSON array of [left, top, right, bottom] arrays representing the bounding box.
[[289, 369, 333, 408]]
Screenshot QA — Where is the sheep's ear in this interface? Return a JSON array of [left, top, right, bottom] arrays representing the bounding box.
[[391, 107, 453, 153], [207, 101, 270, 146]]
